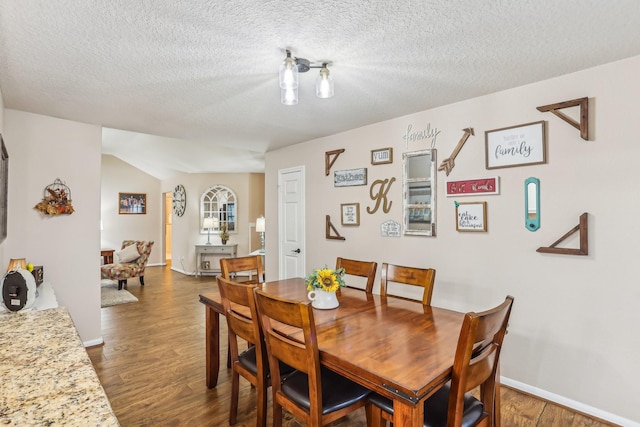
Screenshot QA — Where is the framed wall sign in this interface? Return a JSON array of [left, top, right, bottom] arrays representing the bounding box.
[[371, 147, 393, 165], [334, 168, 367, 187], [118, 192, 147, 214], [485, 121, 546, 169], [446, 177, 500, 197], [455, 201, 487, 232], [341, 203, 360, 226]]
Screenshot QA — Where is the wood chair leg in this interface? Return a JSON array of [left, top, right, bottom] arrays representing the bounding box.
[[229, 368, 239, 425], [365, 401, 385, 427], [257, 377, 267, 427], [118, 280, 125, 290], [139, 275, 145, 286]]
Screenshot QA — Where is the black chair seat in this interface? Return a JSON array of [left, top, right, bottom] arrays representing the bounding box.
[[367, 383, 484, 427], [238, 346, 295, 377], [281, 367, 370, 415]]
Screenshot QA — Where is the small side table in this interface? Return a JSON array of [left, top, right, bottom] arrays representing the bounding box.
[[101, 249, 115, 265]]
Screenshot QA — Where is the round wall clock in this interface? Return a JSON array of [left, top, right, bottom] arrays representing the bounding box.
[[172, 184, 186, 217]]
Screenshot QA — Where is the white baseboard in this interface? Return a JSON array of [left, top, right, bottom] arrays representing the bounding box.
[[501, 377, 637, 427], [170, 266, 193, 276], [83, 337, 104, 347]]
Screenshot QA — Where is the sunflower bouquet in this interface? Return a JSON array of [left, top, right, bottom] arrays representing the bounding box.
[[305, 266, 346, 293]]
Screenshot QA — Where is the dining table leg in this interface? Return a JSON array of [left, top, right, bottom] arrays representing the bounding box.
[[205, 305, 220, 388], [393, 399, 423, 427]]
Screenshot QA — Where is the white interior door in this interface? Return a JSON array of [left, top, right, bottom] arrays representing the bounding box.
[[278, 166, 305, 279]]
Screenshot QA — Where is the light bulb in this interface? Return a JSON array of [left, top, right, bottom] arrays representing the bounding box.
[[316, 65, 334, 99], [279, 51, 298, 89]]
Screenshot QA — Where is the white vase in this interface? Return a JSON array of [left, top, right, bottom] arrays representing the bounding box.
[[307, 288, 339, 309]]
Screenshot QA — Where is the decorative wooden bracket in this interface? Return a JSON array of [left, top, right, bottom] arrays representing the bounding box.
[[438, 127, 474, 176], [537, 213, 588, 256], [536, 97, 589, 140], [325, 149, 345, 176], [326, 215, 345, 240]]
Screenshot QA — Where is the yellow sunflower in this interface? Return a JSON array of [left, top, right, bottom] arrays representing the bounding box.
[[317, 268, 340, 292]]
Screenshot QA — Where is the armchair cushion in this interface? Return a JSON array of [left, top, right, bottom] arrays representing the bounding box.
[[116, 243, 140, 263]]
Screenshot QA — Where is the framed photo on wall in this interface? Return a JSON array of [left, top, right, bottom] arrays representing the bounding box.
[[341, 203, 360, 226], [118, 192, 147, 214], [485, 121, 546, 169], [455, 201, 487, 232]]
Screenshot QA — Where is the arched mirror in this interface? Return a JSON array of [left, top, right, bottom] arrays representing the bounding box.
[[201, 185, 237, 233], [403, 149, 437, 236]]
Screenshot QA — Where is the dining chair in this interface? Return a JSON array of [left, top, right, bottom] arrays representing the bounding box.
[[379, 263, 436, 305], [254, 288, 371, 427], [366, 295, 514, 427], [220, 255, 264, 284], [217, 276, 269, 427], [335, 257, 378, 293]]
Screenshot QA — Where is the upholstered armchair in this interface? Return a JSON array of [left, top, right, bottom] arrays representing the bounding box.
[[101, 240, 154, 290]]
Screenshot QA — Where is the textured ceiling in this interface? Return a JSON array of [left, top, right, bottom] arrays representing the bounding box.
[[1, 1, 640, 179]]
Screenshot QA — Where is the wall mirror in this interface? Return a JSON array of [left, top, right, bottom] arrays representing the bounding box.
[[403, 149, 436, 236], [201, 185, 237, 233]]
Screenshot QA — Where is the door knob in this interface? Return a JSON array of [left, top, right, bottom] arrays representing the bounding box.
[[292, 248, 301, 253]]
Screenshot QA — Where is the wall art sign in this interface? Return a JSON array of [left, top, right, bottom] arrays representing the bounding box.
[[455, 201, 487, 232], [371, 147, 393, 165], [334, 168, 367, 187], [380, 219, 401, 237], [367, 177, 395, 214], [485, 121, 546, 169], [341, 203, 360, 226], [446, 177, 500, 197], [402, 123, 441, 148]]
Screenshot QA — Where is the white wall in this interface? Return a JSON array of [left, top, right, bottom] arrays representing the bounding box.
[[265, 55, 640, 424], [4, 109, 102, 345], [101, 154, 162, 265]]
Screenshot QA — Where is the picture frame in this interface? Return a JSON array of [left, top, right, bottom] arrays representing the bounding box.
[[118, 192, 147, 214], [341, 203, 360, 226], [485, 121, 546, 169], [371, 147, 393, 165], [455, 201, 487, 232]]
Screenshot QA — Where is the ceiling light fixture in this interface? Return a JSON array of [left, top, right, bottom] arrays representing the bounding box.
[[279, 49, 334, 105]]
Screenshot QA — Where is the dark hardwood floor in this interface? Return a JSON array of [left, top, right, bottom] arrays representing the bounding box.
[[87, 266, 618, 427]]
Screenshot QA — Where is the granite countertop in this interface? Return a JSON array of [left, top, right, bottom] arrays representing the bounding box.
[[0, 307, 119, 426]]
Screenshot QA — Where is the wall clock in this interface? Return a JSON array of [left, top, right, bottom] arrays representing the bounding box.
[[172, 184, 186, 217]]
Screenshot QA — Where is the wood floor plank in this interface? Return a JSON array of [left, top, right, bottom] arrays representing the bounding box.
[[87, 266, 620, 426]]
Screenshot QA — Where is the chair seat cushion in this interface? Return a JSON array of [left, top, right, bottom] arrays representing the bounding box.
[[281, 367, 370, 415], [367, 383, 484, 427], [238, 346, 295, 378]]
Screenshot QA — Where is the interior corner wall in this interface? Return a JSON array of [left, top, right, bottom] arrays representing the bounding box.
[[100, 154, 162, 265], [4, 109, 102, 344], [264, 55, 640, 424]]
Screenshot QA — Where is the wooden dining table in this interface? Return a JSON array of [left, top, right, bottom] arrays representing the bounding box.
[[199, 278, 466, 427]]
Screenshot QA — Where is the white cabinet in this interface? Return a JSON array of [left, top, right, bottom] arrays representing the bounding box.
[[195, 244, 237, 276]]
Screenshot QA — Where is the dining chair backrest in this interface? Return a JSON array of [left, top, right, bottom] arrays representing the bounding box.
[[217, 276, 269, 427], [217, 276, 261, 360], [253, 289, 324, 421], [335, 257, 378, 293], [220, 255, 264, 284], [380, 263, 436, 305], [449, 295, 514, 427]]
